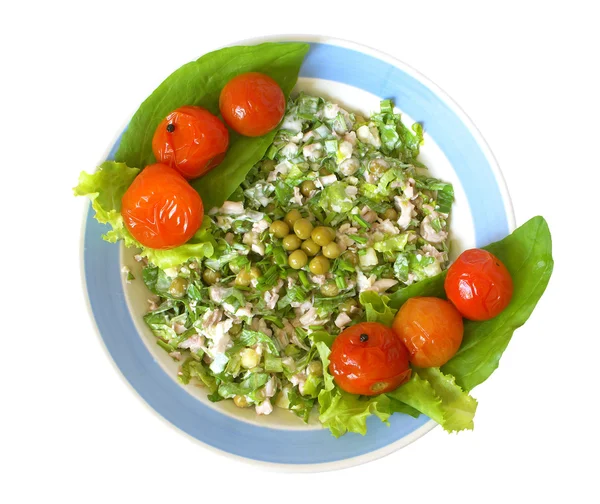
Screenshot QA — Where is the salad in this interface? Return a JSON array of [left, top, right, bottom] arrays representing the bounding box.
[[75, 42, 553, 437]]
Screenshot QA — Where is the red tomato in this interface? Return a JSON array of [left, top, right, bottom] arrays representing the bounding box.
[[121, 163, 203, 249], [329, 322, 411, 396], [152, 106, 229, 180], [219, 72, 285, 137], [393, 297, 463, 368], [444, 249, 514, 321]]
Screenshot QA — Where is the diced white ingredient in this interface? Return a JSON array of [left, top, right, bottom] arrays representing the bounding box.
[[264, 377, 277, 398], [357, 123, 382, 148], [290, 372, 307, 394], [178, 334, 204, 352], [323, 103, 341, 119], [267, 160, 292, 182], [147, 297, 160, 311], [338, 140, 353, 161], [345, 185, 358, 197], [163, 267, 178, 278], [281, 114, 303, 133], [319, 174, 338, 186], [255, 398, 273, 415], [343, 131, 357, 146], [370, 279, 399, 293], [209, 286, 231, 303], [292, 186, 304, 205], [134, 254, 143, 262], [235, 304, 253, 319], [215, 216, 233, 230], [282, 356, 296, 372], [252, 219, 270, 234], [361, 206, 378, 223], [264, 290, 279, 310], [219, 201, 244, 215], [421, 243, 446, 263], [303, 130, 318, 142], [339, 157, 359, 176], [168, 351, 182, 361], [279, 142, 299, 159], [376, 219, 400, 235], [209, 353, 229, 374], [359, 248, 379, 268], [251, 243, 265, 255], [309, 274, 327, 286], [394, 196, 415, 230], [303, 143, 324, 160], [420, 216, 448, 244], [404, 178, 417, 200], [121, 266, 130, 274], [357, 271, 375, 292], [335, 313, 352, 329], [173, 322, 187, 335]]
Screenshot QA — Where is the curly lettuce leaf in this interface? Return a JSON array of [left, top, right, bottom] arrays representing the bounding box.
[[75, 161, 215, 269], [388, 368, 477, 432], [359, 291, 396, 326]]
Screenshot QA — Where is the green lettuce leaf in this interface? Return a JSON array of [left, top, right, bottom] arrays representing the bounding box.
[[388, 367, 477, 432], [113, 42, 309, 211], [388, 216, 554, 391], [75, 161, 216, 269], [73, 161, 140, 247], [318, 387, 393, 437], [360, 291, 396, 326]]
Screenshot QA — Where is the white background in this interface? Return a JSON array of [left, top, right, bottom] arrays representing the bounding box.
[[1, 0, 599, 502]]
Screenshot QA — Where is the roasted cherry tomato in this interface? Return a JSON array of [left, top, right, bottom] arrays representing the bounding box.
[[219, 72, 285, 137], [152, 106, 229, 180], [329, 322, 411, 396], [121, 163, 203, 249], [444, 249, 513, 321], [393, 297, 463, 368]]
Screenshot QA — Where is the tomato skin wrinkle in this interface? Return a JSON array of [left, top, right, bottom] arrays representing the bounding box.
[[152, 106, 229, 180], [393, 297, 464, 368], [329, 322, 411, 396], [219, 72, 285, 137], [445, 249, 514, 321], [121, 163, 204, 249]]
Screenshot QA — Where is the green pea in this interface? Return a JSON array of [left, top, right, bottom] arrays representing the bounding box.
[[341, 251, 358, 266], [270, 220, 290, 238], [235, 269, 253, 287], [301, 239, 321, 257], [322, 242, 341, 259], [301, 180, 316, 197], [229, 323, 242, 337], [168, 277, 188, 298], [311, 226, 335, 246], [288, 250, 308, 269], [282, 234, 302, 251], [320, 281, 339, 297], [284, 209, 302, 228], [382, 208, 398, 220], [233, 395, 250, 408], [293, 218, 314, 240], [309, 256, 330, 275], [339, 298, 357, 313], [202, 269, 221, 285]]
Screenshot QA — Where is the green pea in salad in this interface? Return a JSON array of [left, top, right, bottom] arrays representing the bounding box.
[[75, 42, 553, 437]]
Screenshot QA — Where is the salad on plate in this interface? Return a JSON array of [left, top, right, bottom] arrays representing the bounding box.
[[75, 42, 553, 437]]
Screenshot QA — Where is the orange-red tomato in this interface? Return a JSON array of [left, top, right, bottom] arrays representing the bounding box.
[[393, 297, 463, 368], [152, 106, 229, 180], [444, 249, 513, 321], [219, 72, 285, 137], [121, 163, 203, 249], [329, 322, 411, 396]]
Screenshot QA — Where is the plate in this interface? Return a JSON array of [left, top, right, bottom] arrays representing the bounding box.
[[81, 36, 515, 471]]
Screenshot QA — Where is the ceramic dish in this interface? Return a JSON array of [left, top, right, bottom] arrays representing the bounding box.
[[81, 35, 515, 471]]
